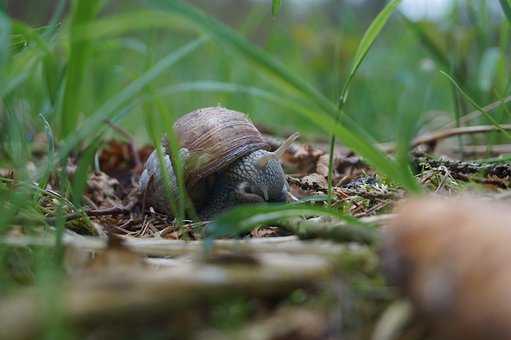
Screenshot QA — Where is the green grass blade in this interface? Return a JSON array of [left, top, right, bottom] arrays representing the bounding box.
[[0, 10, 10, 85], [4, 111, 30, 169], [59, 0, 102, 138], [148, 81, 419, 191], [2, 68, 35, 97], [400, 14, 450, 69], [272, 0, 282, 17], [38, 113, 56, 190], [150, 0, 419, 192], [44, 0, 68, 37], [71, 141, 98, 207], [143, 110, 180, 218], [71, 10, 195, 41], [11, 20, 51, 54], [73, 1, 418, 191], [151, 0, 336, 115], [143, 85, 191, 223], [10, 20, 61, 104], [54, 37, 207, 168], [499, 0, 511, 24], [441, 70, 511, 139], [207, 203, 366, 238], [339, 0, 402, 105], [328, 0, 416, 198]]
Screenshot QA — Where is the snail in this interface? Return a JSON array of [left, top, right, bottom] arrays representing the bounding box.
[[139, 107, 298, 219]]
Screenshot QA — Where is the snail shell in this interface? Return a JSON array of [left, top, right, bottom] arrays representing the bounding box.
[[140, 106, 271, 214], [175, 107, 270, 188]]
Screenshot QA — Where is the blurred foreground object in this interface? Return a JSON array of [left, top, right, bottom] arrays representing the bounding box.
[[381, 196, 511, 340], [0, 236, 337, 340]]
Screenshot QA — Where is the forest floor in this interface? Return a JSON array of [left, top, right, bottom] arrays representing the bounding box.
[[2, 126, 511, 340]]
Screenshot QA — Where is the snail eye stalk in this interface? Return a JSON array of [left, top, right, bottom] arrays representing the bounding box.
[[256, 132, 300, 169]]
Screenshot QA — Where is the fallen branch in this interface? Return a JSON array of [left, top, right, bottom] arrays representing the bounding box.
[[0, 251, 334, 340], [438, 143, 511, 157], [411, 124, 511, 149], [279, 215, 392, 245], [382, 124, 511, 153], [0, 234, 351, 258], [45, 200, 137, 224], [443, 95, 511, 129], [414, 154, 511, 179]]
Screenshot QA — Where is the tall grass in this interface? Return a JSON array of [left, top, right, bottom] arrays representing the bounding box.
[[148, 0, 420, 193], [1, 2, 509, 221], [0, 3, 510, 336], [59, 0, 102, 138], [501, 0, 511, 23]]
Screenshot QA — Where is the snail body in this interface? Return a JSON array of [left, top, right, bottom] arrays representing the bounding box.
[[139, 107, 297, 218]]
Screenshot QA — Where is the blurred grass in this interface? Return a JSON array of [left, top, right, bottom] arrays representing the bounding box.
[[327, 0, 411, 199], [59, 0, 102, 138], [500, 0, 511, 23], [0, 0, 510, 337], [271, 0, 281, 17], [207, 203, 366, 239], [0, 0, 509, 232]]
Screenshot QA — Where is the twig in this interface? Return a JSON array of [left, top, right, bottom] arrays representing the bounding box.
[[411, 124, 511, 149], [279, 214, 394, 244], [278, 216, 385, 245], [414, 154, 511, 177], [45, 201, 136, 224], [438, 143, 511, 157], [0, 234, 356, 258], [414, 154, 511, 188], [434, 166, 451, 193], [45, 207, 127, 223], [443, 95, 511, 129], [451, 172, 509, 188], [383, 124, 511, 153], [0, 251, 334, 340], [336, 187, 402, 200], [355, 200, 392, 218], [371, 300, 413, 340]]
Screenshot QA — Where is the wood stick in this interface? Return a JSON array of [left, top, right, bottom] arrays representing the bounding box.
[[9, 214, 393, 257], [279, 216, 384, 245], [438, 144, 511, 156], [442, 95, 511, 129], [45, 199, 137, 224], [382, 125, 511, 153], [411, 124, 511, 149], [0, 234, 353, 258], [0, 252, 334, 340]]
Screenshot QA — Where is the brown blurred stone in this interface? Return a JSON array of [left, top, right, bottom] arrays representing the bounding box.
[[381, 196, 511, 340]]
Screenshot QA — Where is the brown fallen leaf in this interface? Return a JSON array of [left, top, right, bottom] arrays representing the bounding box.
[[282, 143, 324, 175], [98, 139, 153, 186], [86, 171, 122, 209], [315, 153, 331, 178], [381, 196, 511, 340], [0, 168, 15, 179]]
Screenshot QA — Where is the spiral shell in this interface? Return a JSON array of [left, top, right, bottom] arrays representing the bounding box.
[[174, 106, 270, 187]]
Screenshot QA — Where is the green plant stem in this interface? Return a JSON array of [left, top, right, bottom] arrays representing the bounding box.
[[279, 217, 378, 245]]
